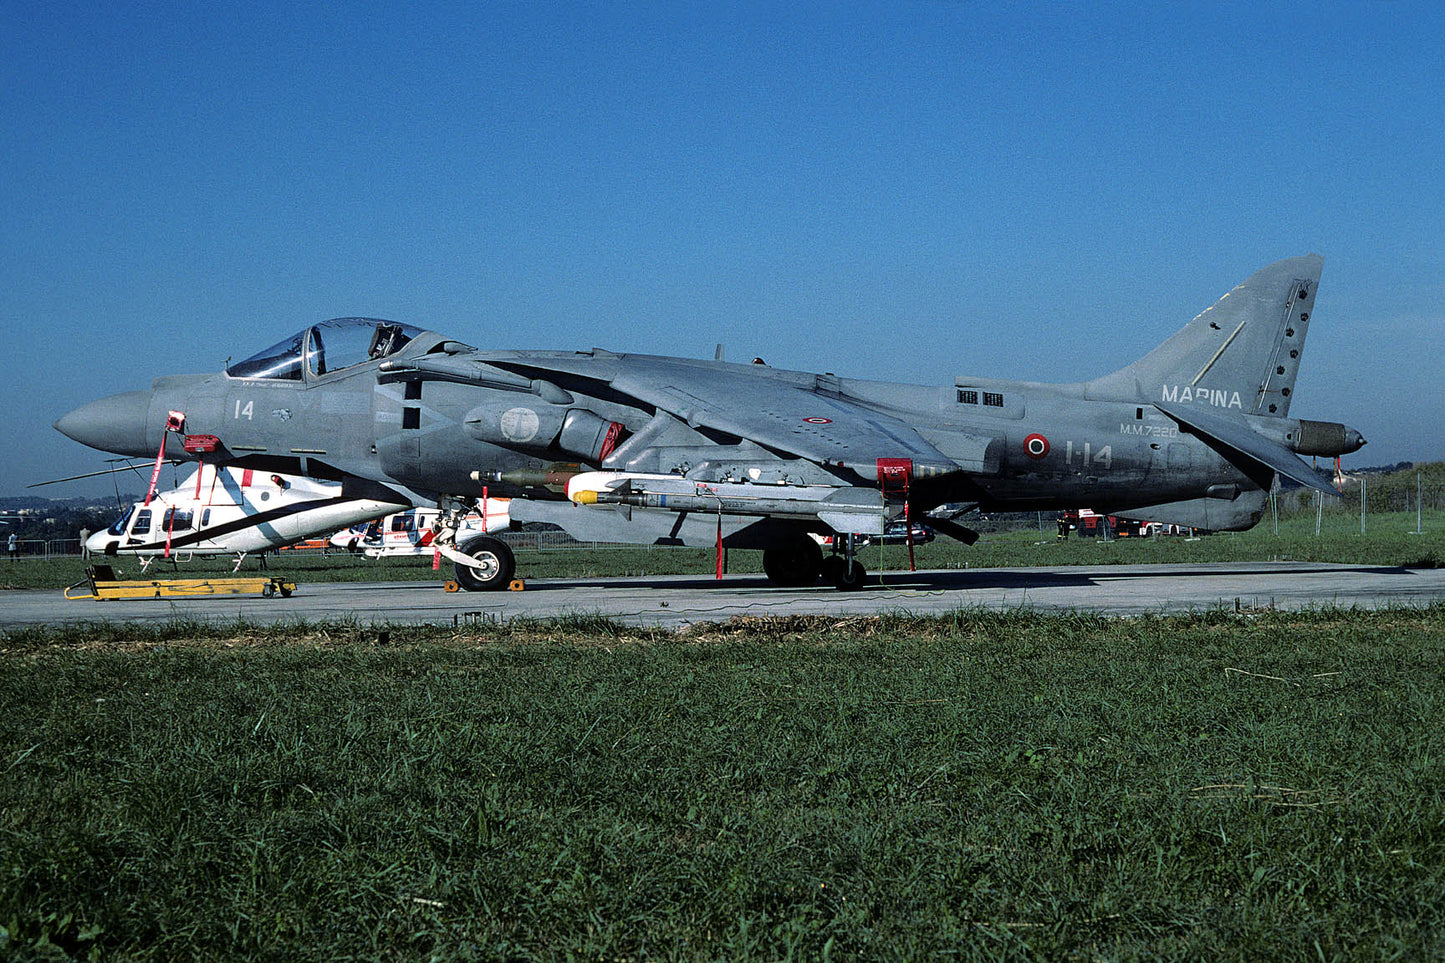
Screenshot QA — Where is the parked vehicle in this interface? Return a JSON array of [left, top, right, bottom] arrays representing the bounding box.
[[874, 521, 935, 544]]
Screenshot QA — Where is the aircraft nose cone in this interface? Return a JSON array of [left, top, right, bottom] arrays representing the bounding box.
[[1344, 428, 1366, 454], [53, 390, 156, 456]]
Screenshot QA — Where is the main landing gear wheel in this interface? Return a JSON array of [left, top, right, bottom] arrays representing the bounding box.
[[762, 538, 823, 588], [821, 555, 868, 591], [454, 535, 516, 592]]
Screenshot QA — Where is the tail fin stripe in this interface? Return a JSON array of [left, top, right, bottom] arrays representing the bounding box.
[[1192, 319, 1247, 386]]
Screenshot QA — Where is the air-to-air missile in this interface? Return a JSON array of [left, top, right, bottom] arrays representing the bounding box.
[[563, 471, 886, 535]]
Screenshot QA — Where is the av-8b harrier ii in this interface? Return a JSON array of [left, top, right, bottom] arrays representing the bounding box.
[[55, 255, 1364, 591]]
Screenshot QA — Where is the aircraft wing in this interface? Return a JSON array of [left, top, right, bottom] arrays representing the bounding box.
[[606, 359, 960, 475]]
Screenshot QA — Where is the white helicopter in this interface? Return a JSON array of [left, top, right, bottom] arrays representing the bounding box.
[[330, 500, 511, 559], [88, 464, 413, 569]]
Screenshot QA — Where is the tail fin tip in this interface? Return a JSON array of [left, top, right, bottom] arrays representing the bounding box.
[[1088, 254, 1324, 418]]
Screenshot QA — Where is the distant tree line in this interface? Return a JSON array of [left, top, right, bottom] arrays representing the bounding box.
[[0, 499, 127, 542], [1277, 461, 1443, 516]]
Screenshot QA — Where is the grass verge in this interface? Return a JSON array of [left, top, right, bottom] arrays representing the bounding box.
[[1, 608, 1442, 959]]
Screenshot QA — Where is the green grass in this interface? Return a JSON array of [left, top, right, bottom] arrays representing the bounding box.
[[4, 509, 1440, 591], [959, 508, 1445, 570], [2, 609, 1443, 960]]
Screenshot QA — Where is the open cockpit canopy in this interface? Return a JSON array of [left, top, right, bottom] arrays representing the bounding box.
[[226, 318, 426, 380]]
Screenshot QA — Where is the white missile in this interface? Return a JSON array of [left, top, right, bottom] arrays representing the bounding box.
[[566, 471, 885, 535]]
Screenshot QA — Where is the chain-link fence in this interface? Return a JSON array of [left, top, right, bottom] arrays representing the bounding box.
[[499, 530, 637, 551], [1275, 484, 1444, 518]]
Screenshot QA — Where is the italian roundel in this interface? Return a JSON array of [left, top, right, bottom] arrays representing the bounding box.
[[1023, 433, 1050, 459]]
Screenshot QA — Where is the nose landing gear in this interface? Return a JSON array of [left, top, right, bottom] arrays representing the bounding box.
[[452, 534, 516, 592], [431, 495, 517, 592]]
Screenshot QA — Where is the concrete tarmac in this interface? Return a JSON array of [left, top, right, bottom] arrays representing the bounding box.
[[4, 562, 1441, 631]]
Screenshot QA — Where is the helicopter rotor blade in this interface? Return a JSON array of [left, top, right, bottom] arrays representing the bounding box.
[[26, 460, 181, 488]]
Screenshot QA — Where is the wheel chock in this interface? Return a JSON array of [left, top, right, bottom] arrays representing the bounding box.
[[444, 580, 460, 593], [509, 579, 526, 591]]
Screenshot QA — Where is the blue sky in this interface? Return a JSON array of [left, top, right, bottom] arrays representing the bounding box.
[[3, 1, 1441, 499]]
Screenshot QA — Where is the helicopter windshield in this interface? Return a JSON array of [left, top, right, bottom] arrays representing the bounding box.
[[106, 504, 136, 537], [227, 318, 424, 379]]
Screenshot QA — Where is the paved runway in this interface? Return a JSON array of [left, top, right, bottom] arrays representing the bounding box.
[[4, 562, 1441, 631]]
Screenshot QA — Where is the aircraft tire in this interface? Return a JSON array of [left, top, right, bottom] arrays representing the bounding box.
[[454, 535, 516, 592], [762, 538, 823, 588]]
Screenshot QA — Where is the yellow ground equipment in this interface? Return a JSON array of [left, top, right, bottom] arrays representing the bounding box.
[[65, 565, 296, 601]]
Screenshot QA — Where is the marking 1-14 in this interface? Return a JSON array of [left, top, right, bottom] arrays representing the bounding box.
[[1064, 441, 1112, 469]]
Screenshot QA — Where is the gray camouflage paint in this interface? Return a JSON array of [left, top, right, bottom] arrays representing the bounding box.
[[55, 256, 1364, 582]]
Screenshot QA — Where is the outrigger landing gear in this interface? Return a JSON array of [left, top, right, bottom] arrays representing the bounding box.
[[821, 554, 867, 591], [820, 532, 867, 591]]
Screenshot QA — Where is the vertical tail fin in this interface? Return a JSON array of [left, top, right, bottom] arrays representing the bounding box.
[[1085, 255, 1322, 418]]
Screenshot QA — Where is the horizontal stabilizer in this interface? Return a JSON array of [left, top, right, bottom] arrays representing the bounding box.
[[1155, 402, 1339, 496]]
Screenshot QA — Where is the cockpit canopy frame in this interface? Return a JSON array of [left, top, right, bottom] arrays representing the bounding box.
[[226, 318, 425, 380]]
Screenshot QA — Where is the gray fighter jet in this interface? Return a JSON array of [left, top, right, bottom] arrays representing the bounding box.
[[54, 255, 1364, 591]]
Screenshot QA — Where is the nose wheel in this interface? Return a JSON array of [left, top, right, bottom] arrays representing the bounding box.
[[453, 535, 516, 591]]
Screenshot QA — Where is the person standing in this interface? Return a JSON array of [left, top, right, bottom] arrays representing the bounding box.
[[7, 532, 17, 561], [79, 527, 91, 559]]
